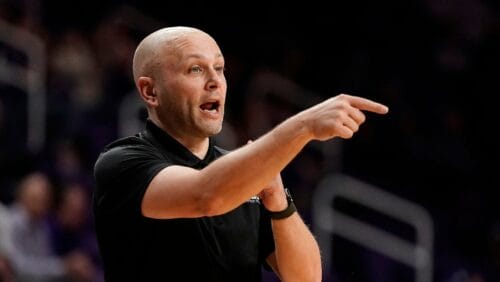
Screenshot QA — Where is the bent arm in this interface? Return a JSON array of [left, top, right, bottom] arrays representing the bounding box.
[[142, 94, 388, 219], [267, 214, 322, 282], [142, 113, 312, 218]]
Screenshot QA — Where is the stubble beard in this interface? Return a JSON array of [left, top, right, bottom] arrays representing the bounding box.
[[198, 113, 224, 137]]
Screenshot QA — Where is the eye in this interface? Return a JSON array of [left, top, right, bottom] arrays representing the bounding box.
[[214, 65, 225, 73], [190, 65, 203, 73]]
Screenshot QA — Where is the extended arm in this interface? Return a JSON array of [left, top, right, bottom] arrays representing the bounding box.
[[142, 94, 388, 219]]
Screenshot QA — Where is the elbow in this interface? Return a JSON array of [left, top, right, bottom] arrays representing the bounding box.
[[198, 193, 226, 217]]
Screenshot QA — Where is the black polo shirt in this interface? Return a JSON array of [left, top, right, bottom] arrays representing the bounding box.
[[93, 120, 275, 281]]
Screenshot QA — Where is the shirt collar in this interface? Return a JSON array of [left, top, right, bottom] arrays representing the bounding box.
[[144, 119, 216, 168]]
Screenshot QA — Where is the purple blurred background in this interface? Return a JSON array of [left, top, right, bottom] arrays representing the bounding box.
[[1, 0, 499, 281]]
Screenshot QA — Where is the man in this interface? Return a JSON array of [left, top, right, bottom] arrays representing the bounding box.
[[9, 172, 93, 281], [92, 26, 388, 281]]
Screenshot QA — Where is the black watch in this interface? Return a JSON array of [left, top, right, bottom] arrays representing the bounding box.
[[268, 188, 297, 220]]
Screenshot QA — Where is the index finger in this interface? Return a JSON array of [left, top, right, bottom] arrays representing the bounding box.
[[348, 95, 389, 114]]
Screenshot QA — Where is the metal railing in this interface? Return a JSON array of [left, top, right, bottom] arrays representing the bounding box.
[[0, 18, 46, 152], [313, 173, 434, 282]]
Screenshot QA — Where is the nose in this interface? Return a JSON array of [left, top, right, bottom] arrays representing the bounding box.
[[206, 69, 225, 90]]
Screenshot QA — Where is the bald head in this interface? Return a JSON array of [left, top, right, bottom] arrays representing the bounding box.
[[132, 26, 212, 85]]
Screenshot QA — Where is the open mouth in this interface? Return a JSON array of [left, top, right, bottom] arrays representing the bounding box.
[[200, 101, 220, 113]]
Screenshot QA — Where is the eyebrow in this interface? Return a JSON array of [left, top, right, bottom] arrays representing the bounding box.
[[184, 53, 224, 60]]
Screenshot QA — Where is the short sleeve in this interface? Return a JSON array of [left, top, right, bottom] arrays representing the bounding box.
[[93, 144, 170, 217]]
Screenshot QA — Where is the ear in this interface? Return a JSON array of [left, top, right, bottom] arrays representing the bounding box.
[[137, 76, 158, 107]]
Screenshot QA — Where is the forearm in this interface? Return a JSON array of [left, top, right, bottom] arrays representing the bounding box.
[[272, 213, 322, 282], [198, 114, 312, 214], [142, 113, 313, 218], [199, 94, 389, 212], [143, 94, 388, 219]]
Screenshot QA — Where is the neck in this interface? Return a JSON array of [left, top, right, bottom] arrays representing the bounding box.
[[149, 117, 210, 159], [173, 134, 210, 159]]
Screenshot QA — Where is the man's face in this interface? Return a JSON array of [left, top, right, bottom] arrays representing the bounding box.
[[154, 32, 226, 139]]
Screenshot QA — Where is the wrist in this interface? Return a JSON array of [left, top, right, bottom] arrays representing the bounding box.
[[266, 188, 296, 220], [291, 113, 314, 141]]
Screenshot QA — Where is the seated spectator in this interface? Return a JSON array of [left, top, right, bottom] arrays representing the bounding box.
[[49, 182, 102, 281], [8, 172, 95, 282], [0, 201, 14, 282]]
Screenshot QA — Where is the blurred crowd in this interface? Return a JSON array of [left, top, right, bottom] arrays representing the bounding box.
[[1, 0, 500, 281]]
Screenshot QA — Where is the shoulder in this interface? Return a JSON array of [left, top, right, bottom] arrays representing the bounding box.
[[103, 133, 151, 152], [96, 135, 148, 162], [93, 135, 162, 177]]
